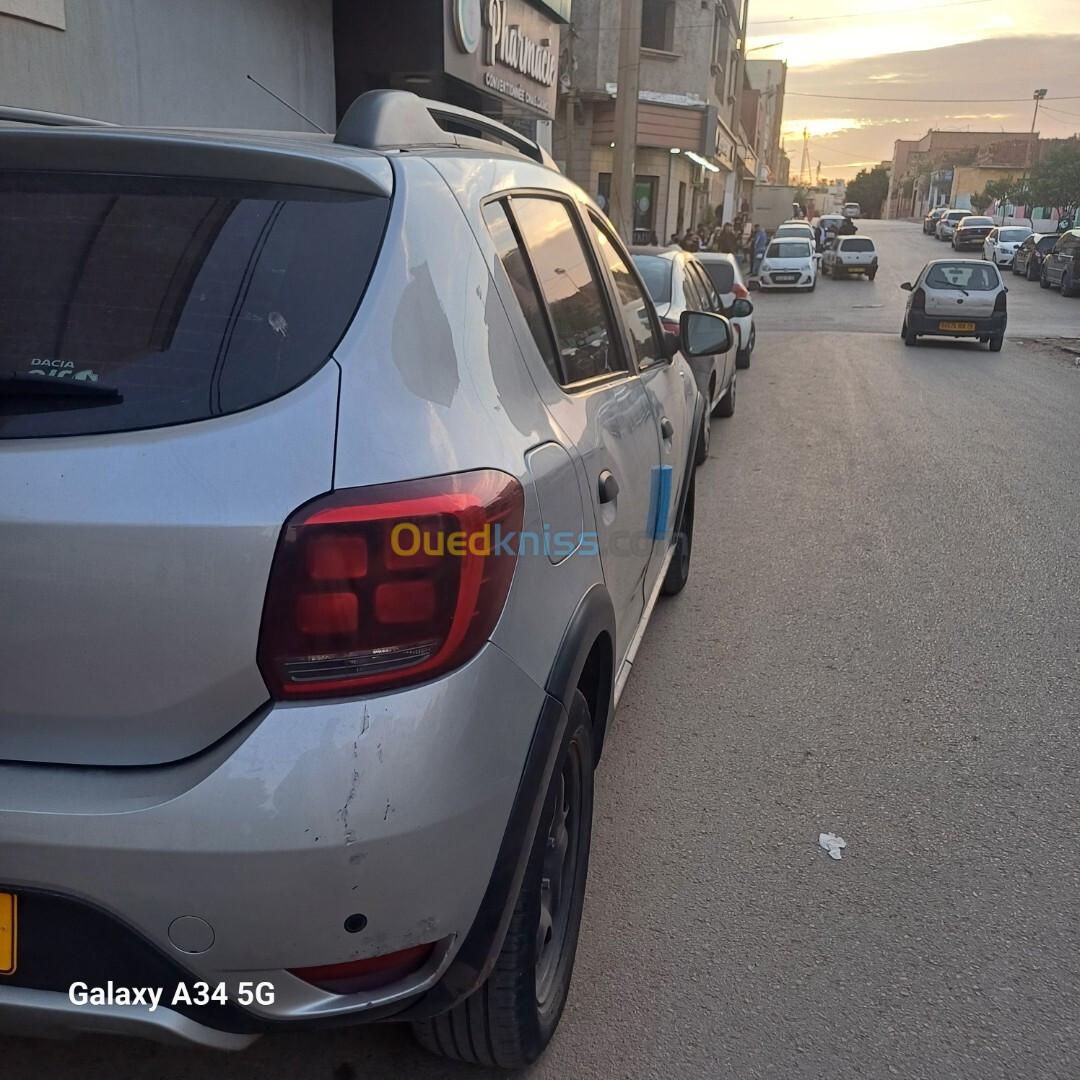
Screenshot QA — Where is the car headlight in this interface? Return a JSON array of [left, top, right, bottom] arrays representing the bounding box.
[[761, 263, 772, 273]]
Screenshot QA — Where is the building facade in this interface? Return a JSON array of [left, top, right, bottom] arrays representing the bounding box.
[[553, 0, 749, 242], [0, 0, 337, 130], [744, 58, 786, 184]]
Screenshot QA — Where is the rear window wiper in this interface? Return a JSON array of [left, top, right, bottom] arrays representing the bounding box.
[[0, 371, 123, 400], [932, 282, 970, 295]]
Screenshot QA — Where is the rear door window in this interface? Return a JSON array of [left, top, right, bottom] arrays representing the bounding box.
[[688, 262, 722, 310], [0, 172, 388, 439], [506, 196, 628, 386], [699, 259, 734, 296]]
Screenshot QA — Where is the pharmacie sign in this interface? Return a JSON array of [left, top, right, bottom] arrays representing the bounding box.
[[447, 0, 560, 118]]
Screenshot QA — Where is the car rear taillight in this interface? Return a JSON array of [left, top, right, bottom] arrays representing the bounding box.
[[290, 942, 437, 994], [994, 289, 1007, 312], [258, 470, 524, 700], [732, 282, 750, 300], [911, 287, 926, 311]]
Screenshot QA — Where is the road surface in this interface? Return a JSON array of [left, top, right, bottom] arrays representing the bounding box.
[[5, 220, 1080, 1080]]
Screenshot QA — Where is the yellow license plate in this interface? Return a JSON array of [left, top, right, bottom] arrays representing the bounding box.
[[0, 892, 14, 975], [939, 321, 976, 331]]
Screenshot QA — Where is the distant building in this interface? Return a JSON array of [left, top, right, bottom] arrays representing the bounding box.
[[884, 129, 1039, 219], [745, 59, 787, 184], [553, 0, 749, 240]]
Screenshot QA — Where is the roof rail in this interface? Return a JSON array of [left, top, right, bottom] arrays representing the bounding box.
[[0, 105, 115, 127], [335, 89, 556, 170]]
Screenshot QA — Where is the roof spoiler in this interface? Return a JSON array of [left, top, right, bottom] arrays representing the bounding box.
[[335, 89, 556, 170]]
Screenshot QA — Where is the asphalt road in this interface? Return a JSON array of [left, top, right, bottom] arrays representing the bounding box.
[[6, 221, 1080, 1080]]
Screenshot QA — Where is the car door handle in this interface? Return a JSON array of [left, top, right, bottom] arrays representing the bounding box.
[[660, 417, 674, 440], [598, 470, 619, 504]]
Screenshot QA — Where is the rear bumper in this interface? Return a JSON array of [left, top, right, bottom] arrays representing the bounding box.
[[953, 235, 990, 249], [907, 311, 1007, 337], [0, 643, 553, 1041]]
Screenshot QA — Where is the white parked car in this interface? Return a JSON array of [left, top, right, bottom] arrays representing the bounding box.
[[757, 237, 818, 291], [695, 251, 756, 369], [900, 259, 1008, 351], [774, 221, 816, 241], [936, 209, 970, 241], [983, 226, 1033, 266], [821, 236, 879, 280]]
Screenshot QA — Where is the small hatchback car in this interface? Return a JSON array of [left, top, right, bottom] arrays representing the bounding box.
[[900, 259, 1008, 350], [0, 92, 732, 1065]]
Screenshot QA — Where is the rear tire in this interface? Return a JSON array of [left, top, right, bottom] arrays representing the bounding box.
[[1062, 268, 1078, 297], [695, 405, 711, 465], [735, 324, 754, 369], [412, 693, 594, 1069], [868, 269, 877, 281], [1039, 268, 1052, 289], [903, 321, 918, 346], [989, 335, 1004, 352], [661, 471, 695, 596]]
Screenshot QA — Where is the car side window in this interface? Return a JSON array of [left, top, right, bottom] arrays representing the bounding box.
[[680, 261, 705, 311], [688, 262, 721, 311], [482, 199, 560, 382], [587, 213, 666, 370], [508, 196, 628, 386]]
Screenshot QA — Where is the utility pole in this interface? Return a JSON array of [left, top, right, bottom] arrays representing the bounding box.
[[611, 0, 642, 243], [1019, 88, 1047, 225]]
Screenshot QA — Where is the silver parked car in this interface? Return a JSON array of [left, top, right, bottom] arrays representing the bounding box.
[[900, 259, 1008, 350], [631, 247, 740, 464], [0, 92, 733, 1065]]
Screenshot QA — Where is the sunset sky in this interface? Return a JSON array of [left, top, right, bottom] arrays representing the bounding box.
[[745, 0, 1080, 180]]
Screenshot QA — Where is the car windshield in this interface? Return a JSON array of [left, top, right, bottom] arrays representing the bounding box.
[[960, 217, 994, 227], [998, 228, 1031, 242], [925, 263, 1000, 291], [698, 259, 735, 294], [840, 238, 875, 252], [775, 226, 813, 238], [631, 254, 673, 304], [767, 242, 811, 259]]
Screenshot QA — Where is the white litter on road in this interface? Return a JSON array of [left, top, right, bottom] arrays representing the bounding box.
[[818, 832, 847, 860]]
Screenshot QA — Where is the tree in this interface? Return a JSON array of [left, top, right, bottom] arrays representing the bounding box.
[[1029, 142, 1080, 220], [982, 177, 1032, 223], [844, 165, 890, 218], [969, 191, 991, 214]]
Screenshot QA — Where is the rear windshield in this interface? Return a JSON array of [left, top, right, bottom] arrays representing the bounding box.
[[839, 238, 875, 252], [960, 217, 994, 227], [699, 259, 735, 294], [767, 241, 811, 259], [775, 225, 813, 237], [1037, 234, 1059, 250], [0, 172, 389, 438], [631, 254, 673, 304], [998, 228, 1031, 242], [925, 263, 1000, 291]]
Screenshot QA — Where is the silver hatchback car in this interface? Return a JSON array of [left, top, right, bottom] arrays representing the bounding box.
[[0, 92, 733, 1065]]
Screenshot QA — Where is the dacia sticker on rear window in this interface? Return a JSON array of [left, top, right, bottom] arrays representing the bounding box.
[[26, 358, 100, 382]]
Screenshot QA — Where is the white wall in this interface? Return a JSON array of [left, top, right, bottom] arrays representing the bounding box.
[[0, 0, 336, 130]]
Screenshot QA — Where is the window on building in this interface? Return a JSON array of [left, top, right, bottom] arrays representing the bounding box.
[[506, 196, 628, 386], [641, 0, 675, 51]]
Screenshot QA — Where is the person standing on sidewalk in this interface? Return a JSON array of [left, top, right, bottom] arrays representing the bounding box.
[[751, 223, 768, 276]]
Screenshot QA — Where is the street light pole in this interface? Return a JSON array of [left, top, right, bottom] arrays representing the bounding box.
[[1019, 88, 1047, 226], [611, 0, 642, 244]]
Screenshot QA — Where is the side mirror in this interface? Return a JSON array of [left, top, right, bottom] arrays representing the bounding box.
[[900, 281, 913, 291], [679, 310, 733, 357], [731, 298, 754, 318]]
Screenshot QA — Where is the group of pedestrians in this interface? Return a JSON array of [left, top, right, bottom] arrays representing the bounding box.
[[672, 212, 769, 276]]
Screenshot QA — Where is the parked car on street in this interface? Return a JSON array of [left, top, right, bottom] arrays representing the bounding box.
[[757, 236, 819, 291], [819, 213, 846, 241], [936, 209, 970, 241], [901, 259, 1008, 350], [1012, 232, 1060, 280], [983, 226, 1032, 266], [0, 90, 731, 1066], [695, 251, 757, 369], [774, 221, 817, 241], [951, 215, 996, 250], [632, 247, 738, 462], [923, 206, 949, 234], [1039, 228, 1080, 296], [821, 235, 879, 280]]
